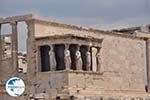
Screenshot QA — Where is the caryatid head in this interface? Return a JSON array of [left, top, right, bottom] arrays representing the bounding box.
[[49, 44, 54, 51]]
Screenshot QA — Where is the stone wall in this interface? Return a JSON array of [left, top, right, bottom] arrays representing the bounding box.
[[34, 21, 146, 96], [36, 72, 69, 97]]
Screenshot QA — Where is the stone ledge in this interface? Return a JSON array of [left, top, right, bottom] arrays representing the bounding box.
[[37, 70, 104, 75]]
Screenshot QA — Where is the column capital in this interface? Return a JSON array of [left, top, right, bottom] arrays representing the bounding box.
[[76, 44, 81, 51], [49, 44, 54, 51], [65, 44, 70, 50], [86, 46, 90, 51]]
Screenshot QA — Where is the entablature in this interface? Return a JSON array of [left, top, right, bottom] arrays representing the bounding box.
[[35, 34, 103, 47]]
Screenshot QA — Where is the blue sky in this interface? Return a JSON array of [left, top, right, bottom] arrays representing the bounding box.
[[0, 0, 150, 30]]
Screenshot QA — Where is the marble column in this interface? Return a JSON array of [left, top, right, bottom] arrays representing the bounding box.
[[91, 47, 97, 72], [86, 46, 91, 71], [49, 45, 56, 71], [64, 44, 71, 70], [75, 45, 83, 70], [96, 47, 102, 72], [10, 21, 18, 75]]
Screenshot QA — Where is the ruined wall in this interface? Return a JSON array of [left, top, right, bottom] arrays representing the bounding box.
[[1, 58, 13, 79], [34, 21, 146, 97], [0, 35, 13, 82]]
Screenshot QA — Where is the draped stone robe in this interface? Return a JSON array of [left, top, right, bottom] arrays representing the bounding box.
[[96, 52, 101, 72], [49, 49, 56, 71], [64, 49, 71, 70], [75, 50, 83, 70], [86, 51, 91, 71]]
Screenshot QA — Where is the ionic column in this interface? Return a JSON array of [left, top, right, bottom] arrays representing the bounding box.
[[64, 44, 71, 70], [75, 45, 83, 70], [86, 46, 91, 71], [10, 22, 18, 75], [49, 45, 56, 71]]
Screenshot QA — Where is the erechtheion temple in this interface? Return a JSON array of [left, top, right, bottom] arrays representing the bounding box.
[[0, 14, 150, 100]]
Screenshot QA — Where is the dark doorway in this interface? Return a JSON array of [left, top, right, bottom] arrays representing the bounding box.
[[54, 44, 65, 70], [80, 45, 87, 70], [40, 45, 50, 72], [69, 44, 78, 70]]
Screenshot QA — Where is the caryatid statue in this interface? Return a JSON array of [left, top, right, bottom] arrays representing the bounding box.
[[75, 45, 83, 70], [64, 44, 71, 70], [86, 47, 91, 71], [96, 47, 102, 72], [49, 45, 56, 71]]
